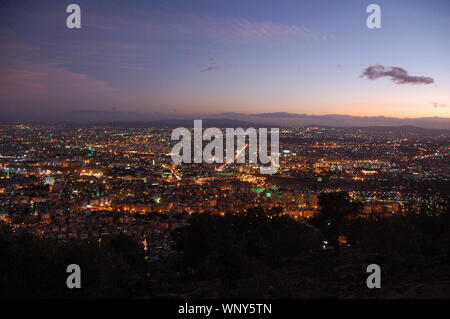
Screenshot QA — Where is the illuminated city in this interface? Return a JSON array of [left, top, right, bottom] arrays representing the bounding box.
[[0, 0, 449, 302]]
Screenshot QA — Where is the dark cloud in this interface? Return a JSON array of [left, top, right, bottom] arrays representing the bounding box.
[[432, 102, 447, 108], [361, 65, 434, 85]]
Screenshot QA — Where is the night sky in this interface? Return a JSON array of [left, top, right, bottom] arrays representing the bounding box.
[[0, 0, 449, 120]]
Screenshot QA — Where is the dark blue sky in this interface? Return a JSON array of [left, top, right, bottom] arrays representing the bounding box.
[[0, 0, 449, 119]]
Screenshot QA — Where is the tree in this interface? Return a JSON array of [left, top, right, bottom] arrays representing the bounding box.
[[269, 206, 283, 217], [362, 216, 422, 267], [313, 192, 363, 248], [171, 209, 322, 294], [0, 228, 148, 298]]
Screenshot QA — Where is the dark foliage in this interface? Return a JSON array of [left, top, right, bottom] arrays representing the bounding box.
[[1, 192, 449, 298], [0, 230, 147, 298], [172, 208, 321, 292], [311, 192, 363, 247]]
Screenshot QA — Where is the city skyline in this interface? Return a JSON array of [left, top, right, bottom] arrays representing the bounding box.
[[1, 0, 449, 120]]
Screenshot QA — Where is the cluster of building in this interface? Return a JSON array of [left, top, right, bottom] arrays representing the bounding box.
[[1, 124, 448, 254]]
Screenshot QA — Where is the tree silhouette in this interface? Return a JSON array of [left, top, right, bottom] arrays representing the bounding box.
[[313, 192, 363, 248]]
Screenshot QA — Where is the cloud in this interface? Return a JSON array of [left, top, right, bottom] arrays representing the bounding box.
[[0, 61, 115, 100], [201, 66, 219, 72], [195, 16, 318, 42], [361, 65, 434, 85], [85, 10, 320, 44], [432, 102, 448, 108]]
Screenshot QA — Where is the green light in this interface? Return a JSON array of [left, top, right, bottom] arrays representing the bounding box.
[[251, 187, 264, 193]]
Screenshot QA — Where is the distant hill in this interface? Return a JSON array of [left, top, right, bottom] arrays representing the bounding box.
[[350, 125, 450, 135], [209, 112, 450, 130], [1, 109, 449, 130]]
